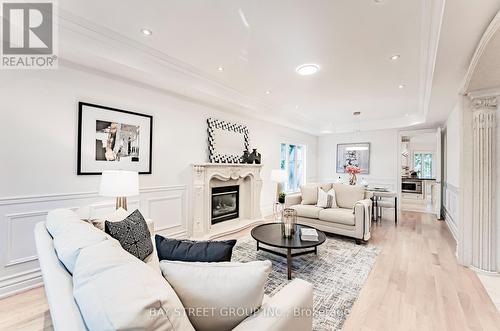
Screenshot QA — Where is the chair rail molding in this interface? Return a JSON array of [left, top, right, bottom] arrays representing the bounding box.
[[0, 185, 189, 299]]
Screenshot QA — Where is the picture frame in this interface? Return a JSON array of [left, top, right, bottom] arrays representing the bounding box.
[[77, 102, 153, 175], [336, 142, 370, 174], [207, 118, 250, 163]]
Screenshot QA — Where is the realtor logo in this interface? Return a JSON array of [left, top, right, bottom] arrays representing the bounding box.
[[1, 0, 57, 69]]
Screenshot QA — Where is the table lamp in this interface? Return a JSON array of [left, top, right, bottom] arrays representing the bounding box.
[[270, 169, 287, 202], [99, 170, 139, 210]]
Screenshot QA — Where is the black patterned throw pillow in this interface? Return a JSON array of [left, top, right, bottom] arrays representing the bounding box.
[[105, 209, 153, 261]]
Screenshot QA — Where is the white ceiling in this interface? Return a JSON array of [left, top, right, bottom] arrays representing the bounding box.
[[56, 0, 500, 134]]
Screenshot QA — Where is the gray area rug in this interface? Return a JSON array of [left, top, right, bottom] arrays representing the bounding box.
[[232, 235, 380, 331]]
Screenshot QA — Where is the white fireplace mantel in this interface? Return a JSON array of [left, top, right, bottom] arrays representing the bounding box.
[[191, 163, 264, 239]]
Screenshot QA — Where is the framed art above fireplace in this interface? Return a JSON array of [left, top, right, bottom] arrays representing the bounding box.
[[77, 102, 153, 175]]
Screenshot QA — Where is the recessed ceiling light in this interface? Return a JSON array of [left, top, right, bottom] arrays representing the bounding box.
[[295, 64, 320, 76], [141, 28, 152, 36], [390, 54, 400, 61], [217, 67, 224, 71], [295, 105, 299, 109], [265, 90, 271, 95], [398, 84, 405, 89]]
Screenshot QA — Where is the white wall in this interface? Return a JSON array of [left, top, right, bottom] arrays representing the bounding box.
[[318, 129, 399, 190], [442, 102, 461, 241], [0, 64, 318, 297]]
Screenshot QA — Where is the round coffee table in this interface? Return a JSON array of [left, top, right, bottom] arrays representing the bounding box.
[[251, 223, 326, 279]]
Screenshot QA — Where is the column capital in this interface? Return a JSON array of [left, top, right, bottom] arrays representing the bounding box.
[[471, 96, 498, 111]]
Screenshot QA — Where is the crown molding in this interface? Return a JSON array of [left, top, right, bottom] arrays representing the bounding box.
[[419, 0, 446, 120]]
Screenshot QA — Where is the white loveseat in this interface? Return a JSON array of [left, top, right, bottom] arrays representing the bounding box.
[[285, 183, 373, 243], [34, 209, 314, 331]]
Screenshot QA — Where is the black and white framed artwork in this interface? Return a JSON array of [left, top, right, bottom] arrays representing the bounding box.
[[336, 142, 370, 174], [207, 118, 249, 163], [77, 102, 153, 175]]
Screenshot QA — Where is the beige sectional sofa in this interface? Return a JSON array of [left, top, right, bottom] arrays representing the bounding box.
[[285, 183, 373, 243]]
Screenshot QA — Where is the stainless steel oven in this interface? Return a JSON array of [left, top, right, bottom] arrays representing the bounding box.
[[401, 179, 422, 194]]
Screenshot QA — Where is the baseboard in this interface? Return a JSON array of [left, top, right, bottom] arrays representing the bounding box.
[[0, 268, 43, 299], [442, 206, 458, 241]]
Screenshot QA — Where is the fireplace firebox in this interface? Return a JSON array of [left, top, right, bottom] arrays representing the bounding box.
[[211, 185, 239, 224]]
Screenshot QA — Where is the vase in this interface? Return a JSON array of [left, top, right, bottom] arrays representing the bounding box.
[[282, 208, 297, 238], [349, 173, 357, 185], [240, 150, 250, 163], [248, 148, 261, 164]]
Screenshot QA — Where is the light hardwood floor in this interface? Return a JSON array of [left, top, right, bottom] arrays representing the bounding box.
[[0, 211, 499, 330]]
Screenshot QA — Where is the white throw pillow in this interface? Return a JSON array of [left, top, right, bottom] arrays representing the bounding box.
[[53, 223, 108, 274], [160, 260, 272, 331], [46, 208, 82, 238], [300, 184, 319, 205], [316, 188, 338, 209], [73, 240, 195, 331]]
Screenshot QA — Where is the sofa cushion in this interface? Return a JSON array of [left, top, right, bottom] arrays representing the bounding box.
[[49, 215, 109, 274], [73, 240, 195, 331], [46, 209, 83, 238], [316, 188, 338, 209], [160, 260, 271, 331], [300, 184, 319, 205], [105, 209, 153, 261], [332, 183, 365, 209], [318, 208, 356, 226], [155, 235, 236, 262], [289, 205, 324, 219]]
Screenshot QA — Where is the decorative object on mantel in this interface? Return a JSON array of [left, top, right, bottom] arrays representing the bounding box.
[[249, 148, 262, 164], [99, 170, 139, 210], [77, 102, 153, 175], [345, 165, 361, 185], [240, 150, 250, 163], [207, 118, 250, 163], [282, 208, 297, 238], [336, 142, 370, 174]]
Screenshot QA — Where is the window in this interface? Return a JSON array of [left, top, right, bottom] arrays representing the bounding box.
[[280, 143, 306, 192], [414, 152, 433, 178]]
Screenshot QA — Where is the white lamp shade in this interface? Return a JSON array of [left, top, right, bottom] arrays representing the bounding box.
[[270, 169, 287, 183], [99, 170, 139, 197]]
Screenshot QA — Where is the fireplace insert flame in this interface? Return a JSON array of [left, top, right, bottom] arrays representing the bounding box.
[[211, 185, 239, 224]]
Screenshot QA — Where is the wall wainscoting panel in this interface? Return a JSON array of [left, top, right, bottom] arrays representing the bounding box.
[[442, 182, 459, 241], [0, 185, 188, 299]]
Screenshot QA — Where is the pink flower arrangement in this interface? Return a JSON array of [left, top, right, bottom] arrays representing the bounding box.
[[345, 165, 361, 174]]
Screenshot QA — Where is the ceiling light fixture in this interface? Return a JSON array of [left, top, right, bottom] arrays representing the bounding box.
[[265, 90, 271, 95], [238, 9, 250, 28], [390, 54, 400, 61], [141, 28, 152, 36], [295, 105, 299, 110], [295, 64, 320, 76], [398, 84, 405, 89], [217, 67, 224, 71]]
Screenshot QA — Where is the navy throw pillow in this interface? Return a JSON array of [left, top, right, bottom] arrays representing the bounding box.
[[155, 235, 236, 262]]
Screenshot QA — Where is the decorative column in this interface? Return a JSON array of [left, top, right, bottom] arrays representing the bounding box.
[[471, 96, 498, 273]]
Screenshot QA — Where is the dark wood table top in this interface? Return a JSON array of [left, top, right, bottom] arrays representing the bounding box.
[[251, 223, 326, 249]]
